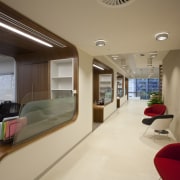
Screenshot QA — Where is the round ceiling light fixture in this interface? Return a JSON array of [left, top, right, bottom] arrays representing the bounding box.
[[95, 39, 106, 47], [155, 32, 169, 41]]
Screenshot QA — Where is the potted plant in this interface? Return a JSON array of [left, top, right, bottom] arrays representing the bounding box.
[[147, 92, 163, 106]]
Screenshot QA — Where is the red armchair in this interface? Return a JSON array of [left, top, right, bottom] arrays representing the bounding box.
[[154, 143, 180, 180], [144, 104, 166, 117]]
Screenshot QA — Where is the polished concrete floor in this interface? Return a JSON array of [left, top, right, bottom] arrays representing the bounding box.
[[40, 100, 176, 180]]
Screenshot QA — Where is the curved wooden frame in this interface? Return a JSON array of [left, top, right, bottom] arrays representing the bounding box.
[[0, 2, 79, 160]]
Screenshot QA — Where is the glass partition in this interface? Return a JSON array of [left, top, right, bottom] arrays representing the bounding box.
[[104, 88, 112, 104], [0, 91, 76, 144], [128, 78, 159, 100], [117, 73, 124, 98]]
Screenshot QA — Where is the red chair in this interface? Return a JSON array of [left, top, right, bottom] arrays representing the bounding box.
[[154, 143, 180, 180], [144, 104, 166, 117]]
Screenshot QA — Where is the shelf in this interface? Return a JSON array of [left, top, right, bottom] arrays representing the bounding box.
[[50, 58, 73, 99]]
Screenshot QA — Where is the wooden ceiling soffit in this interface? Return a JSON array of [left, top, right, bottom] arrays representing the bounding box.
[[0, 2, 77, 57]]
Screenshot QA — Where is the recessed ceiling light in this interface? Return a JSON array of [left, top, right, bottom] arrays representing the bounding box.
[[95, 39, 106, 47], [149, 51, 158, 59], [150, 55, 156, 59], [155, 32, 169, 41], [111, 55, 119, 60]]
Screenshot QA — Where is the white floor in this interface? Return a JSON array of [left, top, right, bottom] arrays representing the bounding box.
[[39, 100, 176, 180]]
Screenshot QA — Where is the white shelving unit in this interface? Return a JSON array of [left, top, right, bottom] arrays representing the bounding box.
[[50, 58, 73, 99], [99, 74, 112, 102]]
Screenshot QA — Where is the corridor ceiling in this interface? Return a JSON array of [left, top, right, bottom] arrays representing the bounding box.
[[2, 0, 180, 78]]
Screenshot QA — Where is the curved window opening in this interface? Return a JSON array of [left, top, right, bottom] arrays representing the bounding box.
[[93, 59, 114, 105], [0, 2, 78, 149]]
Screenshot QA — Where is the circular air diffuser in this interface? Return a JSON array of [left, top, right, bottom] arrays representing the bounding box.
[[97, 0, 135, 8]]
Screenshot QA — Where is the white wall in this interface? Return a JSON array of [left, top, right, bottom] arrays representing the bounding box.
[[163, 49, 180, 141]]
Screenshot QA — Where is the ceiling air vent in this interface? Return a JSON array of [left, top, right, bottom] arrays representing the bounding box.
[[97, 0, 135, 8]]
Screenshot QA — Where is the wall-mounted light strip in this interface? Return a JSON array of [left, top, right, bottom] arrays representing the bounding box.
[[0, 21, 53, 47], [93, 64, 104, 70], [0, 12, 66, 48]]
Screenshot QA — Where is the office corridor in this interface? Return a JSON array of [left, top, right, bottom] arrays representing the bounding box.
[[39, 100, 176, 180]]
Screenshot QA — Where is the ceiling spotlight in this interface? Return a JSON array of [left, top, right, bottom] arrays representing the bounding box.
[[111, 55, 119, 60], [150, 54, 157, 59], [155, 32, 169, 41], [95, 39, 106, 47], [149, 51, 158, 57]]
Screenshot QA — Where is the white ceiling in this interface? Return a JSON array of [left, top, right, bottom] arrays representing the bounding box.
[[2, 0, 180, 78]]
